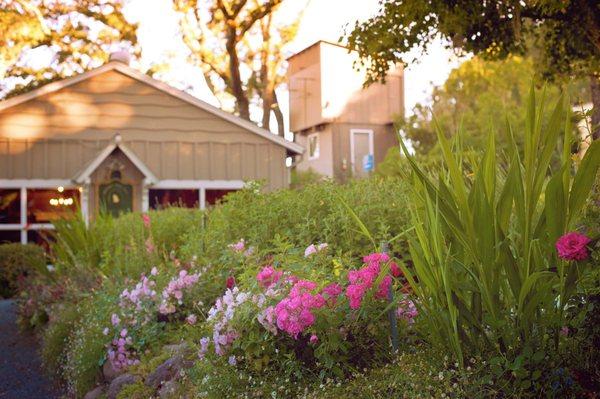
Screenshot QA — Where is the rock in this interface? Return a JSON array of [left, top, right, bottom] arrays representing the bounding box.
[[102, 360, 123, 382], [158, 379, 180, 399], [107, 373, 139, 399], [83, 385, 106, 399], [145, 355, 193, 390]]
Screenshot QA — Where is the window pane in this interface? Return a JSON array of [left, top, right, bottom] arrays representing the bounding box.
[[0, 230, 21, 243], [0, 189, 20, 224], [27, 189, 80, 224], [308, 134, 319, 159], [149, 189, 199, 210], [206, 189, 237, 206]]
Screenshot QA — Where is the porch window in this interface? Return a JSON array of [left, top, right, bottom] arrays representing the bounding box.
[[0, 189, 21, 224], [149, 189, 199, 209], [27, 188, 80, 223], [206, 189, 237, 206], [0, 230, 21, 243]]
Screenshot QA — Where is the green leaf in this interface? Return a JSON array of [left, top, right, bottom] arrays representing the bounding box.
[[568, 140, 600, 225]]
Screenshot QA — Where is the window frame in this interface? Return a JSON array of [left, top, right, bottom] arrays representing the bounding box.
[[307, 132, 320, 160]]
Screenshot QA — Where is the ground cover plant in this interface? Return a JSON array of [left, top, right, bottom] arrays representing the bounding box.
[[12, 90, 600, 398]]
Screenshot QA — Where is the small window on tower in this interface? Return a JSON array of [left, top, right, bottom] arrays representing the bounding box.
[[307, 133, 320, 160]]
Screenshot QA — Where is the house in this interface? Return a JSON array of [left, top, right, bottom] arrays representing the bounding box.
[[0, 53, 303, 245], [288, 41, 403, 180]]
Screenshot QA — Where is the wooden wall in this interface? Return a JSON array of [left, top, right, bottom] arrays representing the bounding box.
[[0, 69, 289, 190]]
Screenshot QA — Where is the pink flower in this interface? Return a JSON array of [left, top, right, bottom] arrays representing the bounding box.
[[309, 334, 318, 344], [556, 232, 592, 261], [141, 213, 151, 228], [304, 244, 317, 257], [390, 262, 402, 278], [229, 239, 246, 253], [111, 313, 120, 326], [275, 280, 325, 338], [145, 238, 155, 254], [304, 243, 328, 257], [560, 326, 569, 337], [376, 275, 392, 299], [150, 267, 158, 276], [256, 266, 283, 289], [322, 283, 343, 304], [226, 276, 235, 289], [186, 314, 198, 325], [396, 298, 418, 324]]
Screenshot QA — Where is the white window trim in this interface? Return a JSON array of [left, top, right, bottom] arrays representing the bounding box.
[[349, 128, 374, 173], [0, 181, 80, 244], [307, 132, 320, 160], [148, 180, 246, 210]]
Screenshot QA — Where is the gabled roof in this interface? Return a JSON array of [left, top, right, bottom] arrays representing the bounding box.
[[72, 134, 158, 185], [0, 61, 303, 155]]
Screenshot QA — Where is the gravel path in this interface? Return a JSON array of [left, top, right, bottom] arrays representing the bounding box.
[[0, 299, 60, 399]]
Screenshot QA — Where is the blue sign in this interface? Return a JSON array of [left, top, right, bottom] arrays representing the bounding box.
[[362, 154, 374, 172]]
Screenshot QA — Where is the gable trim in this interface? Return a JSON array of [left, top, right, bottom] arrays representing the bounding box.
[[72, 134, 158, 185], [0, 62, 304, 155]]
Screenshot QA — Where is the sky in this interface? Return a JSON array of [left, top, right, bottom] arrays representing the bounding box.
[[124, 0, 465, 135]]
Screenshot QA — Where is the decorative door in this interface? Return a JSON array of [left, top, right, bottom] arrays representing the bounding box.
[[99, 181, 132, 217]]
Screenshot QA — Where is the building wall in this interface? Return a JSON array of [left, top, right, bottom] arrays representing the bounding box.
[[0, 69, 289, 190], [294, 126, 334, 177], [88, 149, 144, 215], [288, 45, 322, 132], [331, 122, 398, 181], [288, 41, 404, 133]]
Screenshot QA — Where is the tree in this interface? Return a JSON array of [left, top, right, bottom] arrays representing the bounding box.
[[0, 0, 137, 98], [346, 0, 600, 138], [401, 55, 588, 154], [173, 0, 302, 135]]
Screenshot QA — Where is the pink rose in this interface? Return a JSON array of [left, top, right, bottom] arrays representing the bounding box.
[[141, 213, 151, 228], [309, 334, 318, 344], [556, 232, 592, 261]]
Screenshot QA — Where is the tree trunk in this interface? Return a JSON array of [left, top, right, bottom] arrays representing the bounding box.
[[261, 87, 274, 131], [272, 90, 285, 137], [591, 75, 600, 140], [226, 28, 250, 120]]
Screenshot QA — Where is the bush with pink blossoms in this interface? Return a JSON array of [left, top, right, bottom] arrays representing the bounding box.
[[158, 269, 202, 315]]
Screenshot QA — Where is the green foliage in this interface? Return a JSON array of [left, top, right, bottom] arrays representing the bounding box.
[[183, 177, 411, 263], [0, 243, 45, 298], [399, 55, 589, 155], [1, 0, 137, 97], [345, 0, 599, 86], [399, 88, 600, 365], [290, 168, 326, 189]]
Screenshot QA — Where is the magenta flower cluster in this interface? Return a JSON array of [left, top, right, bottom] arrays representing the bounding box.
[[275, 280, 326, 338], [346, 253, 393, 309], [159, 270, 201, 315], [556, 232, 592, 261], [256, 265, 283, 289]]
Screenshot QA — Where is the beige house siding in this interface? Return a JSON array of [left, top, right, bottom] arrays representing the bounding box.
[[0, 69, 290, 190], [289, 41, 402, 181], [331, 123, 397, 181], [295, 126, 334, 177]]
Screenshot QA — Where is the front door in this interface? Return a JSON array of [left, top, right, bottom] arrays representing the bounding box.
[[99, 181, 133, 217], [351, 129, 374, 178]]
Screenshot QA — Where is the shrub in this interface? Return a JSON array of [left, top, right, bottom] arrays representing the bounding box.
[[183, 177, 411, 264], [399, 88, 600, 366], [0, 243, 46, 298]]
